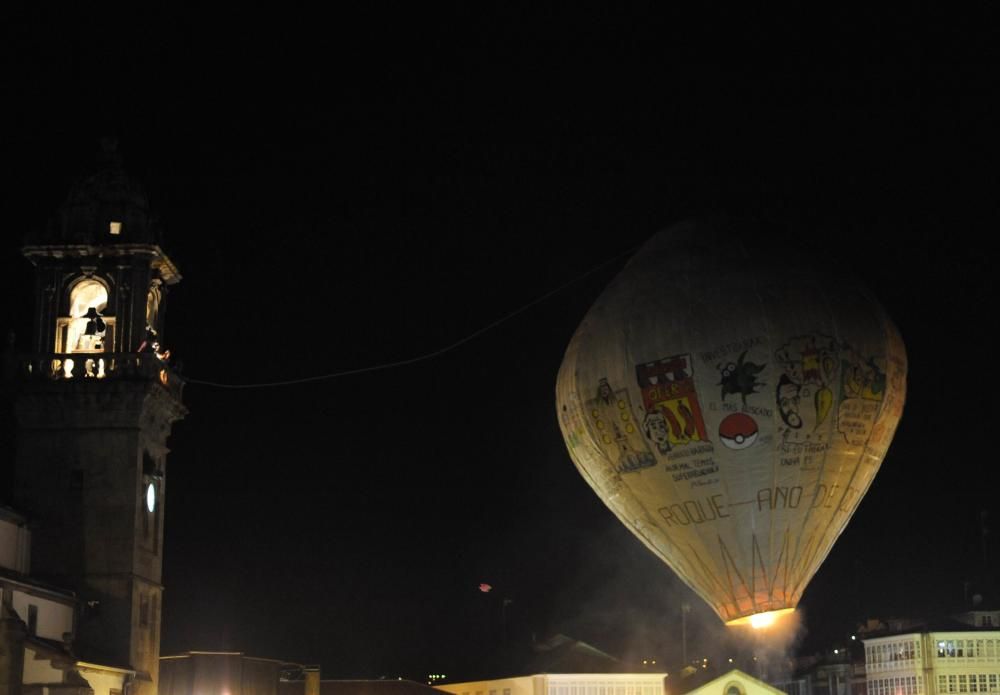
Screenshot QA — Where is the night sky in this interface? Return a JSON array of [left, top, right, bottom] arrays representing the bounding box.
[[2, 4, 998, 684]]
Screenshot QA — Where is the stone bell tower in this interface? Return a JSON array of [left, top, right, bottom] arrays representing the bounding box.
[[9, 140, 186, 695]]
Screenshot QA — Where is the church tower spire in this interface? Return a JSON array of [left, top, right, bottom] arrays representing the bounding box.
[[10, 140, 186, 695]]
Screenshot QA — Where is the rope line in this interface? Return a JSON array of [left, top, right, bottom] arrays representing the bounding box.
[[185, 244, 639, 389]]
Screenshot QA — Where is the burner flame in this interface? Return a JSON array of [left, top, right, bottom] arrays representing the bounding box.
[[725, 608, 795, 629]]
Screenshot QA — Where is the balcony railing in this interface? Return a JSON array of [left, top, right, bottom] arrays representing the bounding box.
[[7, 352, 185, 402]]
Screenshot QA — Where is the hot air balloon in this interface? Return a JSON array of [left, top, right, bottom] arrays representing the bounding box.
[[555, 219, 906, 627]]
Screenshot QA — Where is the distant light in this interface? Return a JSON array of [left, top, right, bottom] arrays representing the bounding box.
[[643, 660, 648, 665], [479, 583, 492, 593], [851, 635, 857, 641], [728, 658, 733, 663], [110, 221, 122, 235], [834, 649, 839, 655], [651, 660, 656, 665]]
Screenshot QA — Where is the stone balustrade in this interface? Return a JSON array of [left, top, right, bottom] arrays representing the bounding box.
[[7, 352, 185, 402]]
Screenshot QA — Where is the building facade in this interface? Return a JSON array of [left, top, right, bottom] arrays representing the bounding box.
[[0, 505, 136, 695], [434, 672, 666, 695], [864, 623, 1000, 695], [771, 646, 866, 695], [160, 652, 311, 695], [682, 670, 787, 695]]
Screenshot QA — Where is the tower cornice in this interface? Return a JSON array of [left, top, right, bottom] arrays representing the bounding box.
[[22, 244, 181, 285]]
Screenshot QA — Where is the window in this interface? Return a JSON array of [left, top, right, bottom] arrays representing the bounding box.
[[151, 595, 159, 635], [724, 682, 745, 695], [54, 278, 116, 378], [949, 676, 957, 693], [960, 676, 968, 693], [57, 279, 113, 354]]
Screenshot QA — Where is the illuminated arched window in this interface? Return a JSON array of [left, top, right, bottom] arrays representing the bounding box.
[[56, 279, 115, 354]]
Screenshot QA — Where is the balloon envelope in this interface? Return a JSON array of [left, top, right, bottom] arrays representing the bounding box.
[[555, 220, 906, 625]]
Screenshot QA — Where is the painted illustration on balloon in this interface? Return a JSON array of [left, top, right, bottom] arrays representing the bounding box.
[[635, 354, 708, 448], [837, 349, 887, 445], [718, 412, 759, 450], [774, 334, 840, 443], [586, 377, 656, 474], [641, 408, 673, 454], [717, 350, 767, 406], [562, 395, 626, 496]]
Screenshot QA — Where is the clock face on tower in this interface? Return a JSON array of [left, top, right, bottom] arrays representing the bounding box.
[[145, 482, 156, 513]]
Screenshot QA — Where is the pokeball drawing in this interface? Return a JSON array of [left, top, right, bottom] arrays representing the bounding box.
[[719, 412, 759, 450]]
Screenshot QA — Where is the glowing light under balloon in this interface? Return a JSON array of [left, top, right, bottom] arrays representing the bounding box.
[[727, 608, 795, 629]]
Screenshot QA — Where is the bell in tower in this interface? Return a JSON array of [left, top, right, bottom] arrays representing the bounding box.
[[8, 140, 186, 695]]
